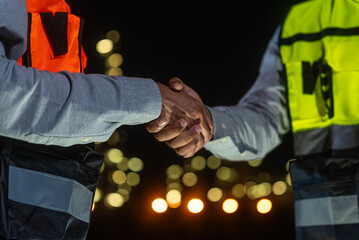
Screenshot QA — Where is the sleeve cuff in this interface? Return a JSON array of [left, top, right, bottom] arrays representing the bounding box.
[[122, 77, 162, 125]]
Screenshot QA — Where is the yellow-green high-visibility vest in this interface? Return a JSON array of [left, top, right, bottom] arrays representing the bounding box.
[[280, 0, 359, 157]]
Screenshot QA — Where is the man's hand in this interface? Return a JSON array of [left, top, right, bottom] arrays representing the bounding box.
[[146, 78, 214, 158]]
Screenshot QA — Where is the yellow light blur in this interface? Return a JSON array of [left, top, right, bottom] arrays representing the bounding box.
[[286, 159, 296, 172], [207, 187, 223, 202], [246, 185, 259, 199], [106, 193, 124, 208], [94, 188, 103, 203], [182, 172, 198, 187], [106, 67, 123, 76], [216, 167, 235, 182], [107, 131, 120, 146], [106, 148, 124, 164], [246, 183, 271, 199], [100, 162, 105, 173], [106, 30, 120, 43], [257, 199, 272, 214], [152, 198, 168, 213], [272, 181, 287, 196], [191, 156, 206, 171], [116, 157, 128, 171], [106, 53, 123, 68], [207, 155, 221, 169], [92, 202, 95, 212], [166, 189, 182, 208], [166, 182, 183, 193], [117, 182, 132, 193], [128, 157, 144, 172], [187, 198, 204, 214], [248, 159, 263, 167], [126, 172, 140, 186], [112, 170, 126, 185], [232, 184, 246, 198], [117, 188, 130, 202], [96, 39, 113, 54], [286, 173, 292, 186], [222, 199, 239, 214], [166, 164, 183, 180]]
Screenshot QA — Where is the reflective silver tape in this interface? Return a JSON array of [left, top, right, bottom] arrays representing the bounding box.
[[8, 166, 93, 223], [294, 124, 359, 156], [295, 195, 359, 227]]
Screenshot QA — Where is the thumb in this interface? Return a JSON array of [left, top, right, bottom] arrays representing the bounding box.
[[168, 77, 184, 92]]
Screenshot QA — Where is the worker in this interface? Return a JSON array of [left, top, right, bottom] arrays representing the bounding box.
[[148, 0, 359, 239], [0, 0, 212, 239]]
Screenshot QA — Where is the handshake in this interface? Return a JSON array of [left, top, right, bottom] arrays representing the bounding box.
[[146, 77, 214, 158]]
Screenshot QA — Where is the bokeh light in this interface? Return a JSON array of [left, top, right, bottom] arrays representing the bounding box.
[[96, 39, 113, 54], [112, 170, 126, 185], [106, 67, 123, 76], [106, 148, 124, 164], [106, 30, 120, 43], [216, 167, 236, 182], [94, 188, 103, 203], [128, 157, 144, 172], [116, 157, 128, 171], [106, 53, 123, 68], [126, 172, 140, 186], [152, 198, 168, 213], [207, 155, 221, 169], [187, 198, 204, 214], [105, 193, 124, 208], [191, 156, 206, 171], [248, 159, 263, 167], [166, 189, 182, 208], [107, 131, 120, 146], [222, 199, 239, 214], [166, 164, 183, 180], [257, 199, 272, 214], [232, 184, 246, 198], [182, 172, 198, 187], [286, 173, 292, 186], [272, 181, 287, 196], [207, 187, 223, 202]]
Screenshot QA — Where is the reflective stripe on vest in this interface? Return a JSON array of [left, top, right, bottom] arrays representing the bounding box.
[[279, 0, 359, 156], [295, 195, 359, 227], [18, 0, 87, 73], [8, 166, 93, 223]]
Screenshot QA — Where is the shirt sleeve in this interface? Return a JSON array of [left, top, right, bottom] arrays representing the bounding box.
[[0, 0, 162, 146], [204, 27, 290, 161]]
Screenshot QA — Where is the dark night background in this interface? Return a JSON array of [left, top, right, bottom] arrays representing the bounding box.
[[70, 1, 297, 239]]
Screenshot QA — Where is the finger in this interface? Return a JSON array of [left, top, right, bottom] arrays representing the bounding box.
[[168, 77, 184, 91], [153, 118, 187, 142], [146, 117, 168, 133], [191, 134, 205, 156], [175, 135, 203, 158], [166, 125, 201, 149]]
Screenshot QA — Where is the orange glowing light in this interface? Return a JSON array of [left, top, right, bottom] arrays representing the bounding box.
[[152, 198, 168, 213], [222, 198, 238, 214], [257, 199, 272, 214], [187, 198, 204, 213]]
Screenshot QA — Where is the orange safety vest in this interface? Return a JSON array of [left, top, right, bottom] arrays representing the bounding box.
[[18, 0, 87, 73]]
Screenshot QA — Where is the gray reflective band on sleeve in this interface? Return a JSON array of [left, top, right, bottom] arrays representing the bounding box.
[[8, 166, 93, 223], [295, 195, 359, 227]]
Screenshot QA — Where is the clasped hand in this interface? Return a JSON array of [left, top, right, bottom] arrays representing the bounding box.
[[147, 77, 214, 158]]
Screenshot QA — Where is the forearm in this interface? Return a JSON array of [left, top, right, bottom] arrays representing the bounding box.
[[204, 27, 290, 161], [0, 55, 161, 146], [204, 100, 289, 161]]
